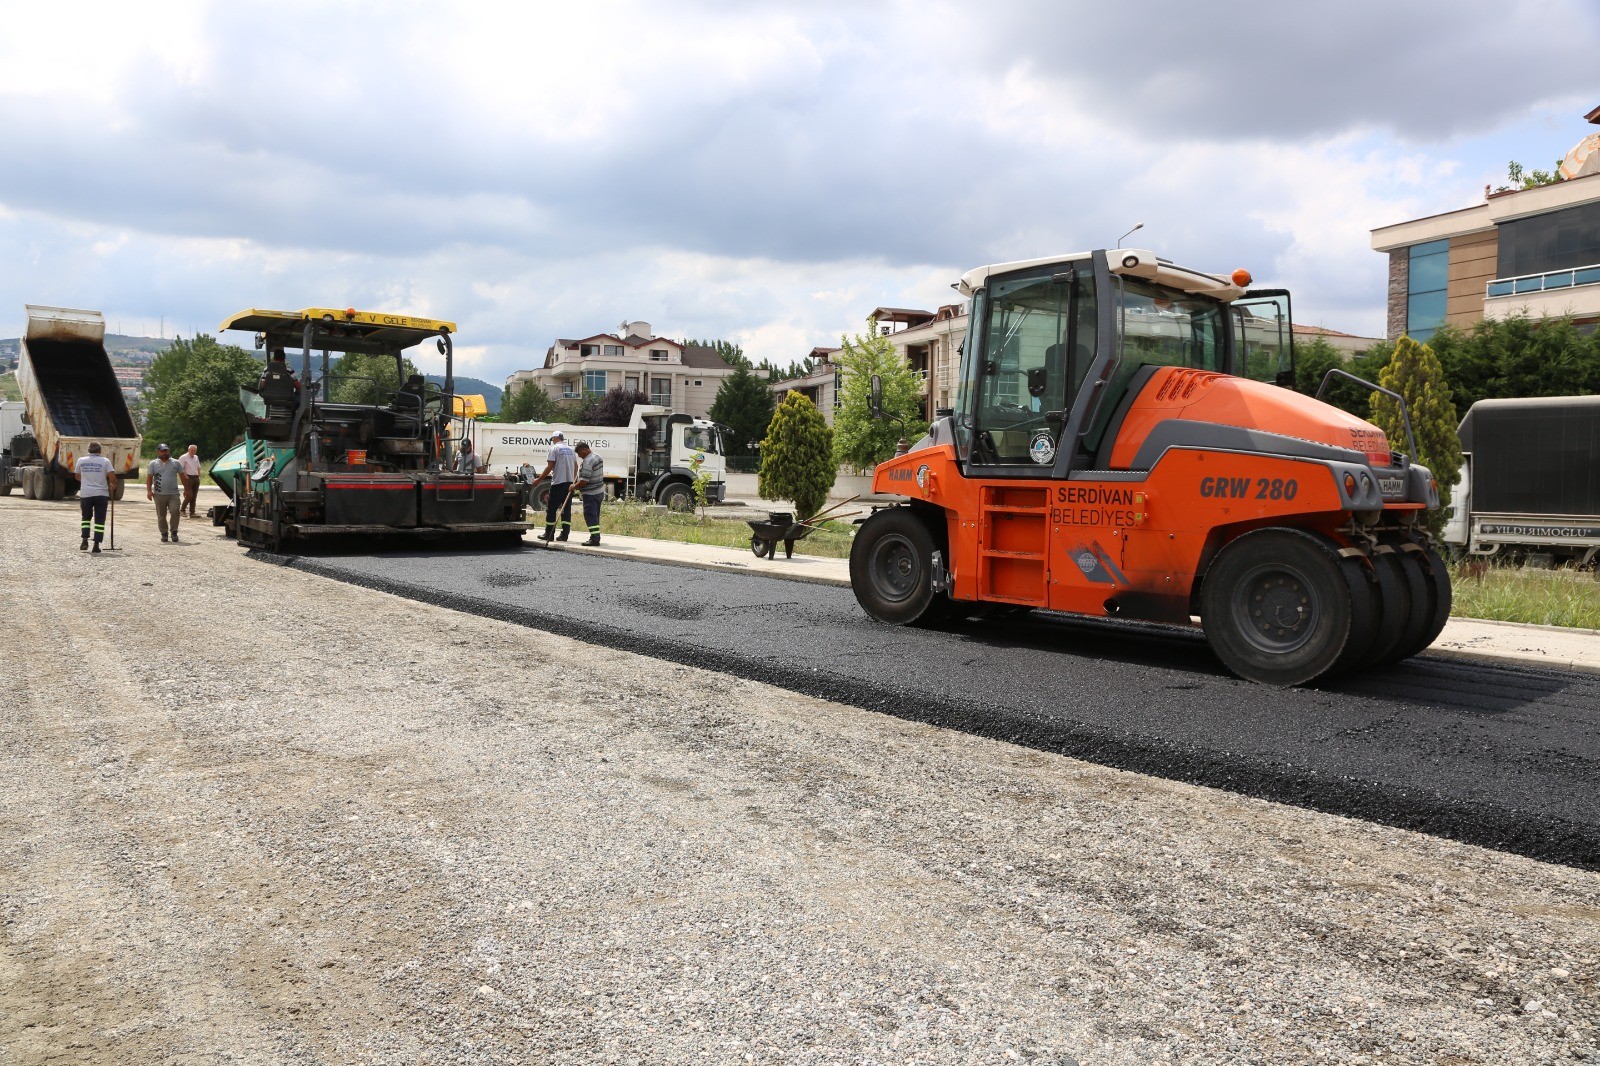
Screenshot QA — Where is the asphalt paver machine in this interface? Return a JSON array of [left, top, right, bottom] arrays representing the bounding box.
[[218, 307, 526, 551], [852, 249, 1450, 685]]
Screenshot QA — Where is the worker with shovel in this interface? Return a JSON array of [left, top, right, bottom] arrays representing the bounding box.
[[530, 430, 578, 542]]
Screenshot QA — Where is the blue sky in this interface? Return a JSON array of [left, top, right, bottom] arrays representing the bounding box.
[[1, 0, 1596, 384]]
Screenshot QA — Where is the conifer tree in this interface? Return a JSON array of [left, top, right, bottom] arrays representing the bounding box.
[[1367, 335, 1463, 540], [758, 390, 835, 518]]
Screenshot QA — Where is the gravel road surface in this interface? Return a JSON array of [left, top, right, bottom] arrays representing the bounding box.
[[3, 495, 1598, 1065], [293, 541, 1600, 871]]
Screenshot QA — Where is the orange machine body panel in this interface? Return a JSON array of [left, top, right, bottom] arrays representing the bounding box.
[[1108, 367, 1393, 469], [877, 445, 1358, 624]]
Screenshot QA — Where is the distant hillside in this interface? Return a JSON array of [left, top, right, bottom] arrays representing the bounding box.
[[427, 374, 502, 412], [1, 334, 173, 366]]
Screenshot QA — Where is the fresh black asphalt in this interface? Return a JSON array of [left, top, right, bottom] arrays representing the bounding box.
[[272, 543, 1600, 871]]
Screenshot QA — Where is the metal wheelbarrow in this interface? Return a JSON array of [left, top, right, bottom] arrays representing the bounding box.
[[745, 497, 859, 560]]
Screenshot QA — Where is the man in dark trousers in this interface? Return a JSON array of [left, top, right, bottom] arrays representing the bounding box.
[[531, 430, 577, 542], [574, 441, 605, 546], [75, 441, 118, 553]]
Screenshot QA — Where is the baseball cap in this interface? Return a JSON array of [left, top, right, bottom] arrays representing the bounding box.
[[157, 443, 170, 451], [550, 430, 564, 441]]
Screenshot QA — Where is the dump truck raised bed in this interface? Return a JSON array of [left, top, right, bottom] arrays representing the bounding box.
[[851, 248, 1448, 686], [216, 307, 526, 550], [0, 305, 141, 499], [474, 407, 727, 512], [1445, 395, 1600, 569]]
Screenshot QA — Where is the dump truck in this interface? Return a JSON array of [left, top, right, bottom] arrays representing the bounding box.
[[851, 248, 1448, 686], [0, 305, 141, 499], [215, 307, 526, 550], [1444, 395, 1600, 569], [473, 407, 727, 511]]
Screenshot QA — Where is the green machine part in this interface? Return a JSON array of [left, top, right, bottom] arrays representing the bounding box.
[[208, 439, 294, 500]]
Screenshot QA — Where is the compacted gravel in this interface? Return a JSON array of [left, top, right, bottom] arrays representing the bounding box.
[[2, 495, 1598, 1065]]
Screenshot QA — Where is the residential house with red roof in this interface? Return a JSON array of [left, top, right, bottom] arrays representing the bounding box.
[[505, 320, 735, 420]]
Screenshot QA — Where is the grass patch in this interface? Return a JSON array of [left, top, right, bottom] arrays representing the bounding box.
[[591, 499, 855, 559], [0, 372, 20, 402], [1451, 561, 1600, 629]]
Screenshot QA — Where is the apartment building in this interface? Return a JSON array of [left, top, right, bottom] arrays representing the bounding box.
[[873, 304, 968, 422], [769, 347, 842, 422], [1371, 105, 1600, 340], [771, 306, 971, 427], [505, 321, 734, 420]]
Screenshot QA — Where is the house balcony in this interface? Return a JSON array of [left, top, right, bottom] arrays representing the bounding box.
[[1484, 262, 1600, 323]]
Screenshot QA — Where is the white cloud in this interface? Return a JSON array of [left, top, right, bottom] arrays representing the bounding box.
[[1, 0, 1597, 385]]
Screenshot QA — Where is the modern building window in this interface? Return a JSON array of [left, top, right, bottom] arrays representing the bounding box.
[[625, 375, 639, 391], [650, 380, 671, 405], [1407, 239, 1449, 342], [580, 344, 598, 358], [833, 368, 842, 411], [1498, 202, 1600, 278], [583, 369, 606, 394], [650, 349, 670, 362], [692, 379, 703, 388], [562, 383, 578, 398], [603, 344, 623, 357]]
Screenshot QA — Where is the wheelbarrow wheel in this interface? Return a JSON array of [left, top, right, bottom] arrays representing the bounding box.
[[750, 534, 775, 558]]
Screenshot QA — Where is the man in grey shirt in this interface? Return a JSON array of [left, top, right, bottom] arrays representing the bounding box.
[[75, 441, 118, 553], [531, 430, 577, 542], [146, 443, 184, 542], [574, 441, 605, 546]]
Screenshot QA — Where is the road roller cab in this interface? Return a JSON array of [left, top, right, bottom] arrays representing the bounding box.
[[851, 248, 1450, 685]]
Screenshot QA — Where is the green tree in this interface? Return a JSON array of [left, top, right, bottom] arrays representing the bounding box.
[[1291, 336, 1348, 397], [831, 318, 928, 474], [581, 386, 649, 426], [327, 352, 418, 406], [497, 380, 560, 423], [1429, 314, 1600, 414], [758, 390, 835, 519], [141, 335, 264, 457], [708, 363, 775, 466], [1296, 339, 1391, 419], [1367, 335, 1464, 540]]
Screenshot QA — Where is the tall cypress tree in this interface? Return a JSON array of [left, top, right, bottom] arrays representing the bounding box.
[[1368, 335, 1464, 540], [758, 390, 835, 518]]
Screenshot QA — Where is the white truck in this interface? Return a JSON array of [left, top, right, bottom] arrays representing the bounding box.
[[0, 306, 141, 499], [1445, 395, 1600, 569], [472, 405, 727, 511]]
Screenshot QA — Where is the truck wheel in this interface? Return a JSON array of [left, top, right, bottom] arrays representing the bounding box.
[[21, 469, 36, 499], [1200, 528, 1355, 686], [112, 478, 126, 501], [0, 478, 10, 496], [850, 508, 950, 626], [532, 482, 551, 509], [658, 482, 693, 512]]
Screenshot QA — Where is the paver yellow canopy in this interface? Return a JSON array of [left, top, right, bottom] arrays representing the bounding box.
[[212, 306, 526, 550]]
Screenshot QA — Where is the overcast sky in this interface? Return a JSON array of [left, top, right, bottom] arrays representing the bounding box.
[[2, 0, 1597, 384]]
